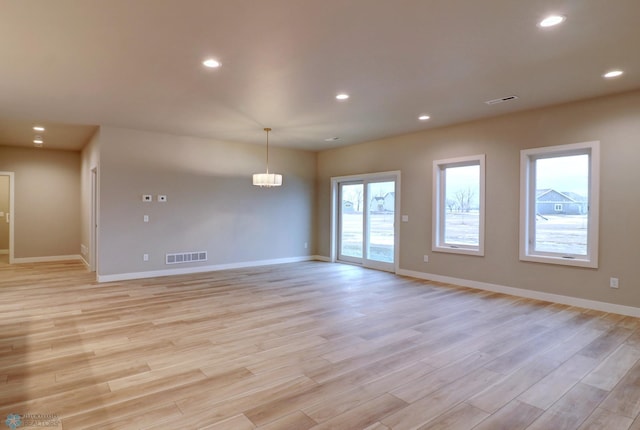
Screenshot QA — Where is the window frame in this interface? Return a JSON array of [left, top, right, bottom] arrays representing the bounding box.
[[519, 141, 600, 268], [432, 154, 485, 256]]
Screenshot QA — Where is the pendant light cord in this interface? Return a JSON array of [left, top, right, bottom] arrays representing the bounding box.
[[264, 127, 271, 174]]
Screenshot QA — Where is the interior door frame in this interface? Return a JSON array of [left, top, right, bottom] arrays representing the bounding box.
[[330, 171, 401, 273], [90, 167, 98, 272], [0, 171, 15, 264]]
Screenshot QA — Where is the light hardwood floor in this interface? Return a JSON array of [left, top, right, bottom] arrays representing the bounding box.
[[1, 260, 640, 429]]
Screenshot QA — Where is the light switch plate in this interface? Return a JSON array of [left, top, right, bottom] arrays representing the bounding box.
[[158, 195, 167, 202], [142, 194, 152, 202]]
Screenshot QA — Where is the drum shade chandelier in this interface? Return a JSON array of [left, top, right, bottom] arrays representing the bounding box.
[[253, 127, 283, 187]]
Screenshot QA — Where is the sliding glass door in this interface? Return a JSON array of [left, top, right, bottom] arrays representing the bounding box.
[[336, 173, 398, 272]]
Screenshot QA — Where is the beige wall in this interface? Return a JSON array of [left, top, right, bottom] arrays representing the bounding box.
[[0, 146, 81, 258], [317, 90, 640, 308], [80, 130, 100, 268], [97, 126, 316, 276], [0, 176, 8, 250]]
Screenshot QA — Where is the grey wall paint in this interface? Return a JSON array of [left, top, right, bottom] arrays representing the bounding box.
[[316, 90, 640, 308], [0, 146, 81, 258], [0, 176, 8, 250], [97, 126, 316, 276]]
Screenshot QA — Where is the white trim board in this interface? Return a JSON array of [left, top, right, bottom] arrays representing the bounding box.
[[12, 255, 84, 264], [0, 171, 15, 264], [397, 269, 640, 318], [98, 255, 321, 283]]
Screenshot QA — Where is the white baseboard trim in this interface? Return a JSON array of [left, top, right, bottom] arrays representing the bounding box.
[[312, 255, 332, 262], [0, 249, 8, 255], [98, 255, 319, 283], [397, 268, 640, 318], [12, 254, 84, 264], [80, 255, 90, 269]]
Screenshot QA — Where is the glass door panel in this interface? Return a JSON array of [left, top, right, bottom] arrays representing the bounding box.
[[339, 182, 363, 262], [366, 181, 395, 265]]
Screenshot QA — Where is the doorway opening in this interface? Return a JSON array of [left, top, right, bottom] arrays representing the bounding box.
[[331, 171, 400, 273], [0, 172, 15, 264], [90, 167, 98, 272]]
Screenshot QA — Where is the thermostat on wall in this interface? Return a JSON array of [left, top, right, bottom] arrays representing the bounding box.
[[142, 194, 153, 202]]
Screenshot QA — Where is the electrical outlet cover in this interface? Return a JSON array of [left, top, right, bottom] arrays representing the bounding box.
[[142, 194, 152, 202]]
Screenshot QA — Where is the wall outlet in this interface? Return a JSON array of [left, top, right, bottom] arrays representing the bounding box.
[[402, 215, 409, 222], [142, 194, 152, 202], [304, 242, 308, 249], [610, 277, 619, 289], [158, 195, 167, 202], [143, 253, 149, 262], [143, 215, 149, 223], [423, 255, 429, 263]]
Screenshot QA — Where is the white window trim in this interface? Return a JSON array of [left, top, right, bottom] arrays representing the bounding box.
[[519, 141, 600, 268], [432, 154, 485, 256]]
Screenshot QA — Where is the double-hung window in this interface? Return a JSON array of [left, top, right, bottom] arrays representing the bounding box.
[[432, 154, 485, 256], [520, 141, 599, 268]]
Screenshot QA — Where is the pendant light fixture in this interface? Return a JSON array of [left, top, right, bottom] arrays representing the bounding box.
[[253, 127, 283, 187]]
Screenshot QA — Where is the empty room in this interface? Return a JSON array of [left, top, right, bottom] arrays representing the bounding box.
[[2, 1, 640, 429]]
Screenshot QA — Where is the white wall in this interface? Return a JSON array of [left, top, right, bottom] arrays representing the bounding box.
[[97, 126, 316, 278]]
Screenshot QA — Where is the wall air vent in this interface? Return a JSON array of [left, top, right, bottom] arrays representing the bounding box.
[[484, 95, 519, 105], [166, 251, 208, 265]]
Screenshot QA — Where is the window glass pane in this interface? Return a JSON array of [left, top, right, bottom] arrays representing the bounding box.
[[444, 164, 480, 246], [534, 154, 589, 255], [367, 181, 395, 263]]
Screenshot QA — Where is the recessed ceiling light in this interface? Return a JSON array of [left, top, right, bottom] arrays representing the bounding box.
[[603, 70, 624, 79], [33, 126, 45, 132], [538, 15, 566, 28], [33, 137, 43, 144], [202, 58, 221, 68], [418, 115, 430, 121], [336, 94, 349, 100]]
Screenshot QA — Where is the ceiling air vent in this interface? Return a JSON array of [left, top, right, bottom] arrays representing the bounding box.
[[484, 95, 519, 105]]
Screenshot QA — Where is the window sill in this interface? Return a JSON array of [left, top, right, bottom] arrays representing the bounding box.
[[433, 245, 484, 257], [519, 253, 598, 269]]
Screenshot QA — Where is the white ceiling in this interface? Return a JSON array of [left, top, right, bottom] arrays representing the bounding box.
[[0, 0, 638, 151]]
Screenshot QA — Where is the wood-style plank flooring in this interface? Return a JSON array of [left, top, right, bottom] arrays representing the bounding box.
[[1, 259, 640, 429]]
